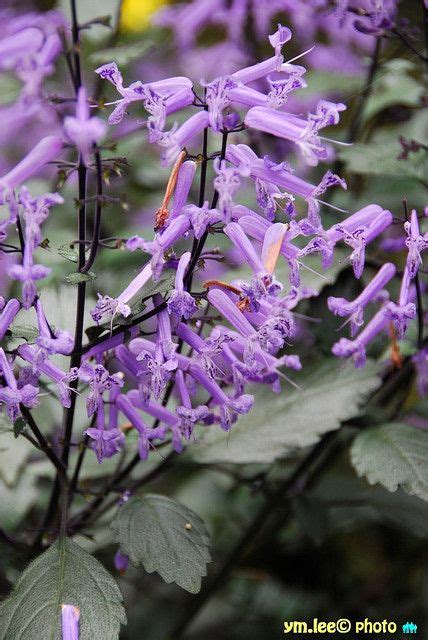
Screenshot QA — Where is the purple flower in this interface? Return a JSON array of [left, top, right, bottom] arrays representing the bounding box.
[[91, 262, 152, 324], [332, 308, 389, 368], [158, 111, 209, 166], [114, 550, 130, 575], [328, 262, 396, 336], [245, 101, 345, 166], [79, 363, 124, 418], [95, 62, 193, 126], [167, 252, 198, 319], [8, 245, 51, 309], [61, 604, 80, 640], [85, 399, 125, 464], [0, 298, 20, 341], [170, 160, 197, 219], [213, 159, 241, 219], [268, 24, 292, 70], [63, 87, 106, 165], [19, 187, 64, 247], [337, 209, 393, 278], [0, 348, 38, 422], [404, 209, 428, 279], [0, 136, 63, 198], [35, 299, 73, 357], [116, 394, 166, 460]]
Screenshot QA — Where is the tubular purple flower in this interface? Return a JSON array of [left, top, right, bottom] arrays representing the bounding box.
[[245, 103, 345, 166], [114, 551, 130, 575], [63, 87, 106, 165], [91, 262, 152, 324], [35, 299, 74, 356], [0, 28, 44, 67], [115, 394, 166, 460], [126, 215, 190, 280], [184, 201, 223, 239], [85, 399, 125, 464], [224, 223, 264, 273], [208, 288, 256, 338], [268, 24, 292, 70], [385, 255, 417, 339], [61, 604, 80, 640], [404, 209, 428, 279], [167, 252, 198, 319], [332, 308, 389, 368], [0, 298, 20, 341], [8, 244, 51, 309], [170, 160, 197, 219], [95, 62, 193, 125], [158, 111, 209, 166], [328, 262, 396, 336], [0, 136, 63, 197], [0, 348, 39, 422], [339, 209, 393, 278]]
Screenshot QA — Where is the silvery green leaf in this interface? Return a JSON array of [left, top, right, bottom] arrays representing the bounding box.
[[111, 493, 211, 593], [191, 361, 381, 464], [351, 422, 428, 501], [0, 537, 126, 639]]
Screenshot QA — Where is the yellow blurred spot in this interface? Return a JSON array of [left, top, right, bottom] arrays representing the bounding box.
[[120, 0, 168, 32]]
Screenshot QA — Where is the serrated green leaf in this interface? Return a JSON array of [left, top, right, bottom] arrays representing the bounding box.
[[351, 422, 428, 501], [191, 361, 381, 464], [0, 537, 126, 639], [111, 493, 211, 593], [58, 244, 78, 263], [65, 271, 96, 285]]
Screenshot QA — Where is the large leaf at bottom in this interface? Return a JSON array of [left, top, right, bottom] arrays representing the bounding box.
[[191, 360, 380, 464], [351, 423, 428, 501], [111, 494, 211, 594], [0, 537, 126, 640]]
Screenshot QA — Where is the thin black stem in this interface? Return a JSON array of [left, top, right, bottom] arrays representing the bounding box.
[[68, 433, 90, 505], [172, 432, 340, 638], [69, 385, 176, 534], [20, 407, 68, 483], [184, 130, 229, 287], [81, 148, 103, 273], [38, 0, 87, 543], [391, 28, 428, 63], [70, 0, 82, 88], [348, 37, 381, 143]]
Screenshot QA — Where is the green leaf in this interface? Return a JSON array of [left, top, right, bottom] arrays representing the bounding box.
[[111, 493, 211, 593], [0, 537, 126, 639], [7, 324, 38, 342], [351, 423, 428, 501], [89, 40, 153, 66], [65, 271, 96, 285], [191, 360, 381, 464], [338, 139, 425, 180], [58, 244, 78, 263], [13, 418, 26, 439], [363, 59, 424, 122]]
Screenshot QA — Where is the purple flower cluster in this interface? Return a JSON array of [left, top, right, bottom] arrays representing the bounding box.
[[1, 22, 426, 478]]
